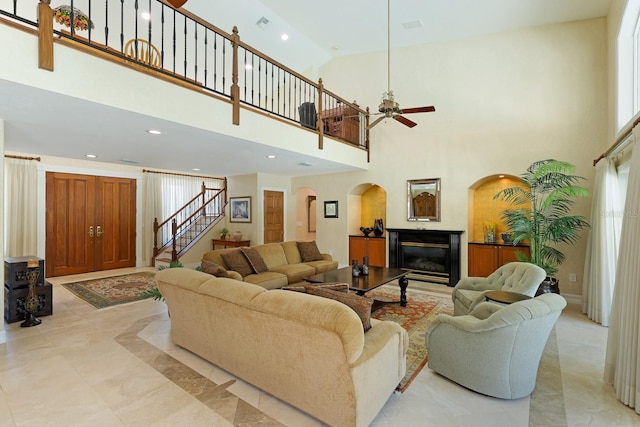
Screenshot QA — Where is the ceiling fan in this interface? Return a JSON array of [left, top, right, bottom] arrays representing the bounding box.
[[368, 0, 436, 130]]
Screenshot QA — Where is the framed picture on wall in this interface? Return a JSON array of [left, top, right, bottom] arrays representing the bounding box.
[[230, 196, 252, 223], [324, 200, 338, 218]]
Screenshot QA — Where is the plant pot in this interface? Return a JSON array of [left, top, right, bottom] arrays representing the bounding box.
[[536, 276, 560, 296]]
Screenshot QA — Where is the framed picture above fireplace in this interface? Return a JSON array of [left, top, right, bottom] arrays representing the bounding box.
[[407, 178, 441, 222]]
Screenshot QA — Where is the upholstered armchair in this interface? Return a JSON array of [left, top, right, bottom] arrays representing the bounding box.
[[425, 293, 566, 399], [452, 262, 546, 315]]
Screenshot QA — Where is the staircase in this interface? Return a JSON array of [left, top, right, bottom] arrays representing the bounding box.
[[153, 180, 227, 265]]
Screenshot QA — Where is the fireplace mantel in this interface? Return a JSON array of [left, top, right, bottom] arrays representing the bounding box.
[[387, 229, 464, 287]]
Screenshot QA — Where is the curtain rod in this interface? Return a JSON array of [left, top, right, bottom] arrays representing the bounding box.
[[142, 169, 225, 181], [4, 154, 41, 161], [593, 115, 640, 166]]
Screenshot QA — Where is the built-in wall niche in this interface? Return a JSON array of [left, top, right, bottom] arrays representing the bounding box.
[[468, 175, 528, 242], [359, 184, 386, 232]]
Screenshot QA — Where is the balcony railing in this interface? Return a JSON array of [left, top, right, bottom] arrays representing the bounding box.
[[0, 0, 371, 154]]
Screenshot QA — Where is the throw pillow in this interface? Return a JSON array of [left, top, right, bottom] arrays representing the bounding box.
[[221, 250, 254, 278], [201, 260, 230, 278], [306, 286, 373, 332], [241, 247, 268, 273], [282, 282, 349, 293], [297, 240, 323, 262]]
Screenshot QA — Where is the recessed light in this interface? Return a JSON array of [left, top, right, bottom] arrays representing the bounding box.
[[245, 63, 253, 70], [147, 129, 162, 135], [498, 174, 505, 178], [192, 168, 201, 171], [281, 34, 289, 41], [85, 154, 97, 158], [267, 155, 277, 159], [141, 11, 151, 20]]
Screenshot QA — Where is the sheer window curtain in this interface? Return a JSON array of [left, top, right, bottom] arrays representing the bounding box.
[[582, 157, 622, 326], [4, 158, 38, 257], [604, 126, 640, 411]]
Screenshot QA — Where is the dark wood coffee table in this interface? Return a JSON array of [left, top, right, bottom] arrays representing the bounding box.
[[305, 266, 409, 310], [485, 290, 532, 304]]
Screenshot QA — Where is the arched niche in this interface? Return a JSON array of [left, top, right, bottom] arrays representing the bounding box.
[[467, 174, 528, 242], [293, 187, 317, 241], [348, 183, 387, 235]]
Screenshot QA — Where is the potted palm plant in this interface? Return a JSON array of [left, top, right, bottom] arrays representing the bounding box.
[[493, 159, 590, 294]]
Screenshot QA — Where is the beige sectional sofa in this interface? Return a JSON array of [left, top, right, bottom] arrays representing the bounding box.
[[201, 240, 338, 289], [155, 268, 409, 427]]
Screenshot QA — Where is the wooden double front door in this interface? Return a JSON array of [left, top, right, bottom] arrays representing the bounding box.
[[46, 172, 136, 277]]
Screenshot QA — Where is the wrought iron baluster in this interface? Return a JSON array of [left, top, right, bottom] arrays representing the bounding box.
[[70, 0, 75, 36], [12, 0, 16, 15], [213, 33, 217, 91], [147, 0, 152, 66], [250, 53, 255, 105], [204, 29, 208, 87], [183, 15, 187, 77], [194, 21, 198, 81], [88, 0, 92, 41], [258, 57, 262, 108], [134, 0, 138, 43], [271, 64, 274, 112], [222, 37, 226, 93], [243, 49, 247, 101], [161, 5, 165, 67], [105, 0, 109, 48], [172, 9, 176, 74], [119, 0, 124, 52]]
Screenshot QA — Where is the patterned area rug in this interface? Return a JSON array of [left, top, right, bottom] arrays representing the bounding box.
[[59, 272, 157, 309], [369, 283, 453, 392]]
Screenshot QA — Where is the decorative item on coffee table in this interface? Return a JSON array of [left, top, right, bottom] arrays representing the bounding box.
[[21, 259, 42, 327]]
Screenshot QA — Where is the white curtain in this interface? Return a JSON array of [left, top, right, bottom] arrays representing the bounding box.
[[4, 158, 38, 257], [582, 157, 622, 326], [604, 126, 640, 411]]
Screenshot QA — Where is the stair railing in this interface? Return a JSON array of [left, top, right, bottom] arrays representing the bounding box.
[[153, 179, 227, 262]]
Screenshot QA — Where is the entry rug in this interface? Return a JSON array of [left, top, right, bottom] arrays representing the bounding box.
[[59, 271, 157, 309], [369, 284, 453, 392]]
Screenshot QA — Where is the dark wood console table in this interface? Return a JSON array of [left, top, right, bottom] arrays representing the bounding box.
[[485, 290, 531, 305], [212, 239, 250, 249]]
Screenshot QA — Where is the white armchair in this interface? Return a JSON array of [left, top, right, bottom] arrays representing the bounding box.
[[425, 293, 566, 399], [452, 262, 546, 315]]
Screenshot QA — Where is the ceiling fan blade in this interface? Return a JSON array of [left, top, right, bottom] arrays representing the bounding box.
[[401, 106, 436, 114], [394, 115, 418, 128], [367, 116, 386, 130], [166, 0, 188, 8]]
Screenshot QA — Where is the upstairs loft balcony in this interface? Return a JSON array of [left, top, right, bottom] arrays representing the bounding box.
[[0, 0, 373, 174]]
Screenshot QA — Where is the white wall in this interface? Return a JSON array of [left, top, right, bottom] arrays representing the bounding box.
[[0, 120, 4, 327], [295, 18, 608, 297]]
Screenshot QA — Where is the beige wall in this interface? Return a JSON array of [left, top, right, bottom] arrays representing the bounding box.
[[1, 15, 615, 301], [295, 18, 608, 297]]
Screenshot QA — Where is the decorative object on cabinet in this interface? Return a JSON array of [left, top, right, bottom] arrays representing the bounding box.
[[360, 226, 374, 237], [494, 159, 590, 294], [230, 196, 251, 223], [501, 233, 513, 244], [483, 221, 496, 243], [324, 200, 338, 218], [407, 178, 441, 222], [373, 219, 384, 236]]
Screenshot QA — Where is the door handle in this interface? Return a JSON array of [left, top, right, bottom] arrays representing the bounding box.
[[96, 225, 103, 237], [89, 226, 94, 237]]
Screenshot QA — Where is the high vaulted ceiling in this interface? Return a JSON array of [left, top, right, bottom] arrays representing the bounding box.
[[2, 0, 612, 177]]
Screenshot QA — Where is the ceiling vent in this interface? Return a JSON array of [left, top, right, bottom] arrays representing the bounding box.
[[256, 17, 270, 30], [402, 20, 423, 30]]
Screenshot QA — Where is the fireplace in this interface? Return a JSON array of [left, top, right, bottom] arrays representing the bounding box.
[[388, 229, 464, 287]]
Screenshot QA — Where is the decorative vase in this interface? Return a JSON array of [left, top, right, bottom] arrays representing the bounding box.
[[373, 219, 384, 237], [361, 256, 369, 275], [232, 231, 243, 241], [352, 260, 360, 277]]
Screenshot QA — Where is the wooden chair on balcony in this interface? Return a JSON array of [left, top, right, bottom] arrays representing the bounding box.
[[124, 39, 161, 68]]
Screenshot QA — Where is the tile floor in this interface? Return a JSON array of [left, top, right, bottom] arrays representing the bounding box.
[[0, 267, 638, 426]]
